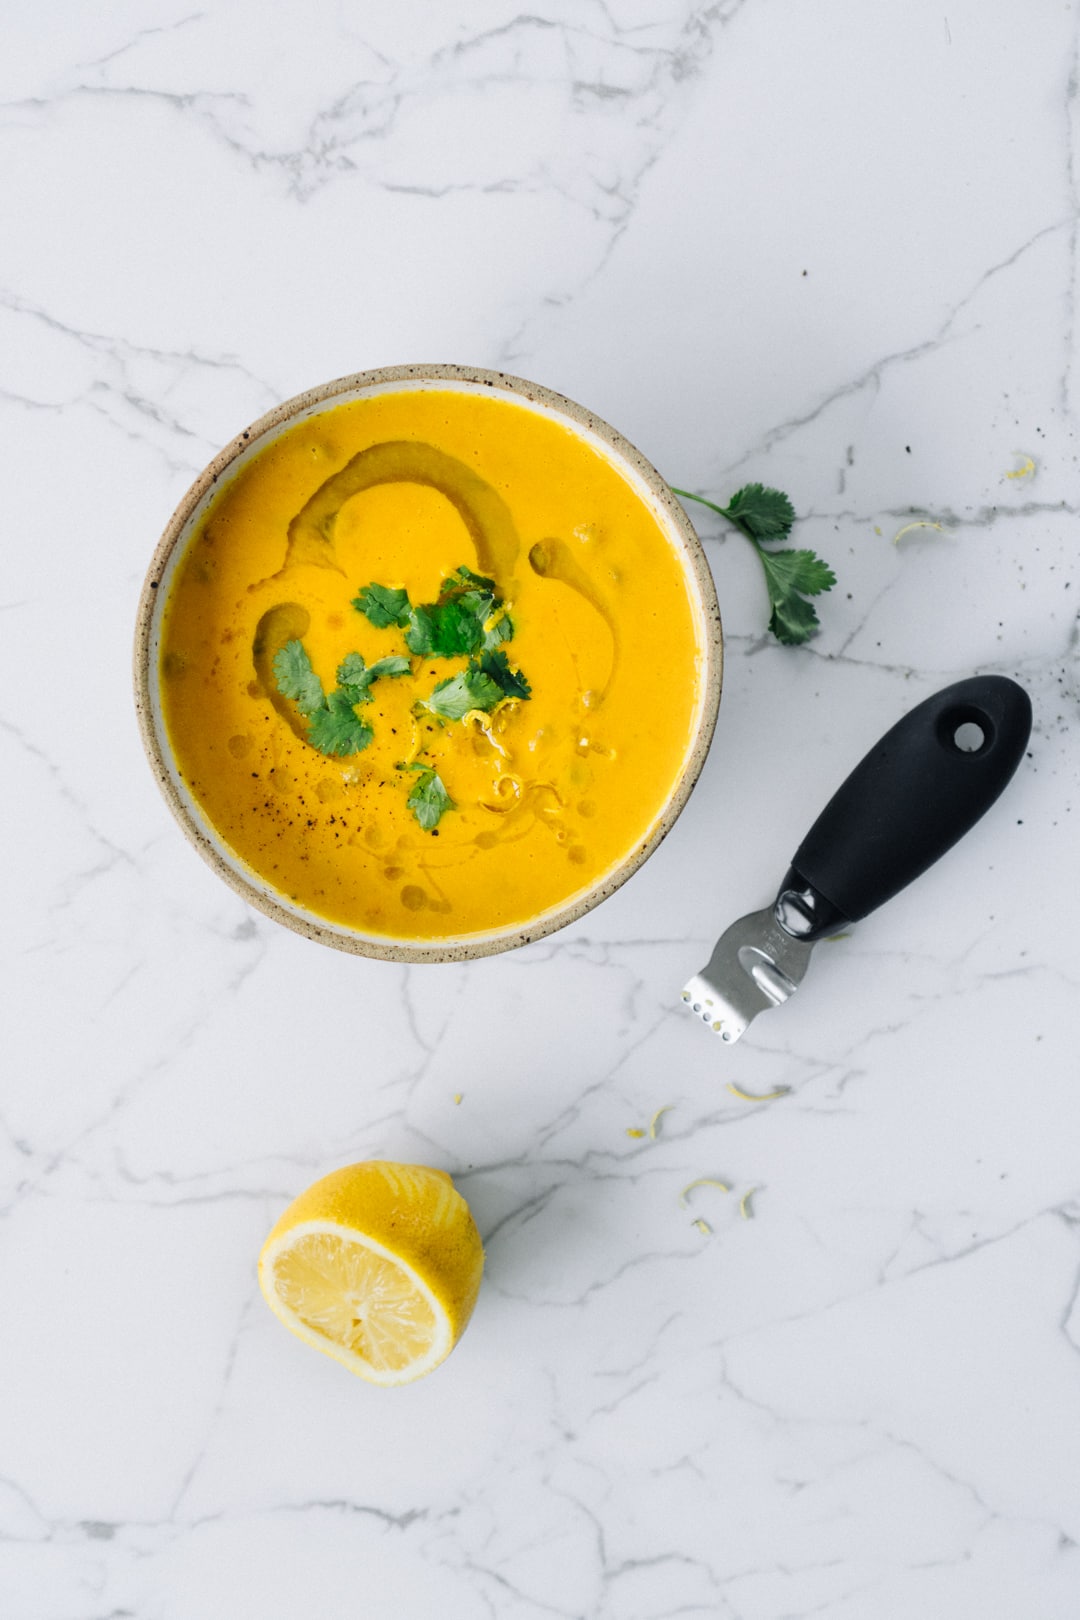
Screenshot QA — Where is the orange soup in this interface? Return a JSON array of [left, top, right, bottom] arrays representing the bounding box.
[[157, 384, 710, 943]]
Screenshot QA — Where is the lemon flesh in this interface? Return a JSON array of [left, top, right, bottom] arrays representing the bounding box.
[[258, 1162, 483, 1386]]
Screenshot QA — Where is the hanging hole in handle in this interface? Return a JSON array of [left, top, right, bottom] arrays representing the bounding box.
[[953, 721, 986, 753], [937, 704, 995, 756]]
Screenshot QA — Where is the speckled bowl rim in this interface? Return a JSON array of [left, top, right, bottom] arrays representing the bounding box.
[[134, 364, 723, 962]]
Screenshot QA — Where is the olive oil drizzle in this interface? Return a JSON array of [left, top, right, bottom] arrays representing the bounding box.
[[274, 439, 522, 583], [528, 537, 619, 700]]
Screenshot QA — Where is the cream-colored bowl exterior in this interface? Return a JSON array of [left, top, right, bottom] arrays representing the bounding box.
[[134, 365, 723, 962]]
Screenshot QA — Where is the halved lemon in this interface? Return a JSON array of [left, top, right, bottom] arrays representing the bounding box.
[[258, 1161, 484, 1385]]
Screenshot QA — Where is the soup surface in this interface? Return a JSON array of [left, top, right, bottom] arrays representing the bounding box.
[[158, 385, 708, 941]]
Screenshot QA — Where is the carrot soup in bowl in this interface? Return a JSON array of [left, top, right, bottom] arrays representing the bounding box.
[[134, 366, 722, 961]]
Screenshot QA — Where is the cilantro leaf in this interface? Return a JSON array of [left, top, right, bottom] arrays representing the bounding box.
[[336, 651, 369, 689], [306, 689, 373, 756], [406, 766, 454, 831], [442, 564, 496, 596], [364, 655, 411, 682], [421, 666, 504, 720], [722, 483, 796, 541], [352, 583, 412, 629], [404, 597, 488, 657], [400, 565, 513, 657], [403, 605, 453, 654], [757, 547, 836, 599], [336, 651, 412, 704], [476, 647, 532, 701], [272, 639, 392, 754], [272, 639, 325, 716], [670, 482, 835, 646], [757, 549, 837, 644]]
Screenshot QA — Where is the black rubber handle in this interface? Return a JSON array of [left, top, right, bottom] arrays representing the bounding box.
[[780, 676, 1031, 940]]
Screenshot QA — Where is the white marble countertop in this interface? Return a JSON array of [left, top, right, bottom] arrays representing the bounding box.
[[5, 3, 1080, 1616]]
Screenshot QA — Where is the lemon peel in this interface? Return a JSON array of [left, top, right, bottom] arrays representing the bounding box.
[[482, 603, 513, 638], [679, 1177, 732, 1206], [1005, 455, 1036, 481], [739, 1187, 760, 1220], [648, 1106, 673, 1140], [625, 1127, 645, 1139], [892, 520, 948, 546], [464, 711, 511, 758], [692, 1218, 713, 1237], [726, 1083, 791, 1102]]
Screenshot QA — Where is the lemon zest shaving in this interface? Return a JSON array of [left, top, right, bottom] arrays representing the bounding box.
[[648, 1105, 673, 1140], [679, 1178, 731, 1206], [465, 711, 511, 758], [625, 1127, 645, 1139], [740, 1187, 759, 1220], [892, 520, 948, 546], [824, 932, 851, 942], [396, 712, 425, 770], [726, 1083, 791, 1102], [692, 1218, 712, 1236], [1005, 455, 1036, 481], [453, 1093, 463, 1105], [482, 602, 513, 636]]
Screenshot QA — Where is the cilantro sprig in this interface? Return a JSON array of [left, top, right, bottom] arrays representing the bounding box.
[[354, 566, 513, 658], [670, 482, 835, 645], [420, 648, 532, 720], [271, 641, 409, 758]]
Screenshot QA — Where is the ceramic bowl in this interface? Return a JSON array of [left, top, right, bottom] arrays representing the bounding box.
[[134, 365, 723, 961]]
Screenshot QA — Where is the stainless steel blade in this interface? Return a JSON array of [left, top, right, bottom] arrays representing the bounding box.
[[681, 904, 816, 1044]]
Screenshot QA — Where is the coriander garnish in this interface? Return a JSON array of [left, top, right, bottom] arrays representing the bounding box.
[[476, 648, 530, 700], [354, 566, 514, 658], [350, 583, 411, 629], [420, 648, 531, 720], [271, 639, 409, 758], [275, 563, 531, 827], [306, 691, 373, 757], [670, 482, 836, 645], [351, 564, 531, 829], [271, 638, 324, 717], [338, 651, 412, 698], [406, 764, 454, 831]]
